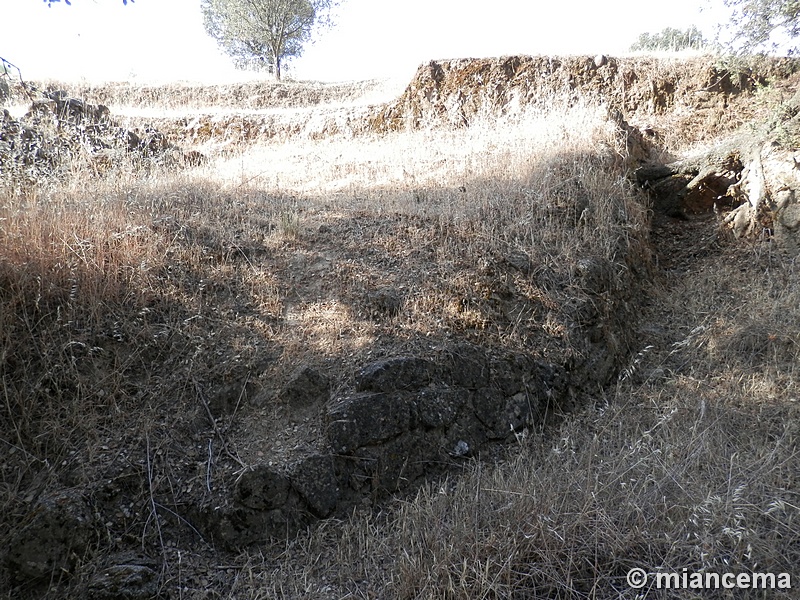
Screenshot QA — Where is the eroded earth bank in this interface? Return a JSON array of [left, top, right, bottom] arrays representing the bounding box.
[[2, 55, 800, 598]]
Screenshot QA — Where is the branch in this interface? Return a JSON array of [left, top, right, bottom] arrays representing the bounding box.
[[0, 56, 37, 102]]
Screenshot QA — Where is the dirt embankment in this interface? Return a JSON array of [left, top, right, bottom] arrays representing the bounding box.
[[372, 55, 798, 136], [3, 54, 800, 598], [10, 56, 800, 190], [30, 79, 394, 111], [64, 54, 800, 151], [375, 55, 800, 254], [379, 54, 800, 254], [4, 78, 399, 153]]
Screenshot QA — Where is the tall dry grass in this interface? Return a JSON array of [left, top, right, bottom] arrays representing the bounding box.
[[224, 248, 800, 600], [0, 90, 712, 598], [97, 95, 800, 600], [212, 98, 645, 256], [235, 379, 798, 599]]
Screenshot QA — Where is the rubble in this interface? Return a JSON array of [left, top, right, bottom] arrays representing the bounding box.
[[0, 86, 203, 185]]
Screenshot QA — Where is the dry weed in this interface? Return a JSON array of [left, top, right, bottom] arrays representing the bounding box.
[[9, 78, 796, 600]]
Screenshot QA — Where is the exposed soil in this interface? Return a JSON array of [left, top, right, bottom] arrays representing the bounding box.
[[59, 79, 397, 112], [29, 55, 799, 152], [2, 54, 800, 599]]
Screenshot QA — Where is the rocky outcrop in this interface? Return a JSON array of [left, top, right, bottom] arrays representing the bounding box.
[[635, 99, 800, 255], [730, 141, 800, 251], [0, 87, 204, 185], [88, 56, 800, 149], [57, 79, 391, 112], [369, 55, 800, 132], [635, 144, 745, 218], [5, 489, 95, 585], [207, 347, 571, 547]]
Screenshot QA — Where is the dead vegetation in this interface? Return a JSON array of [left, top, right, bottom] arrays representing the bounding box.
[[240, 219, 800, 599], [1, 55, 799, 599], [9, 78, 399, 113]]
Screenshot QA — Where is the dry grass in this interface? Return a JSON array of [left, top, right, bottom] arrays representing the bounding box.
[[0, 93, 642, 438], [28, 78, 402, 114], [2, 74, 798, 599], [225, 242, 800, 600], [218, 98, 643, 250]]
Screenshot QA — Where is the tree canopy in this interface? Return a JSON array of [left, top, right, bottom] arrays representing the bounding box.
[[629, 26, 708, 53], [722, 0, 800, 54], [201, 0, 335, 80]]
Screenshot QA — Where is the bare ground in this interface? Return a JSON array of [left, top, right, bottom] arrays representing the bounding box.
[[2, 56, 799, 599]]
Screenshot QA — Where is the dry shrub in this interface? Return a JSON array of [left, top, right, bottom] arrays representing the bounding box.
[[182, 97, 800, 598], [227, 380, 799, 599], [1, 67, 796, 599]]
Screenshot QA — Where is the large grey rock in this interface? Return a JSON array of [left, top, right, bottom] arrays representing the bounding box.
[[5, 489, 95, 583], [327, 392, 412, 453], [490, 352, 535, 397], [291, 454, 339, 517], [352, 432, 438, 491], [415, 388, 468, 428], [443, 414, 490, 456], [472, 388, 511, 439], [472, 389, 535, 439], [355, 356, 436, 393], [235, 465, 291, 510]]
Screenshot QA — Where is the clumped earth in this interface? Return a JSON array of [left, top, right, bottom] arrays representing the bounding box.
[[1, 85, 202, 186], [57, 78, 395, 112], [1, 55, 800, 599]]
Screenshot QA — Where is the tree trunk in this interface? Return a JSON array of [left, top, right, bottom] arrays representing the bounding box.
[[274, 50, 282, 81]]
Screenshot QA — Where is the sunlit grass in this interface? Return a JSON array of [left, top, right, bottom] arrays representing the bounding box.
[[5, 69, 797, 600]]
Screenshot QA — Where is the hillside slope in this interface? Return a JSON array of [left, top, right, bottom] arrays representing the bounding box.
[[1, 55, 799, 599]]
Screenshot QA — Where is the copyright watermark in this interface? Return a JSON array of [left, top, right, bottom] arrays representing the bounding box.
[[627, 568, 648, 589], [626, 568, 792, 590]]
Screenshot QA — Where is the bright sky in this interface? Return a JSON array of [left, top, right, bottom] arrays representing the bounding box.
[[2, 0, 732, 84]]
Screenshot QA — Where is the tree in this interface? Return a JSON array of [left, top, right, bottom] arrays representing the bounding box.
[[722, 0, 800, 54], [630, 26, 708, 52], [201, 0, 334, 80]]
